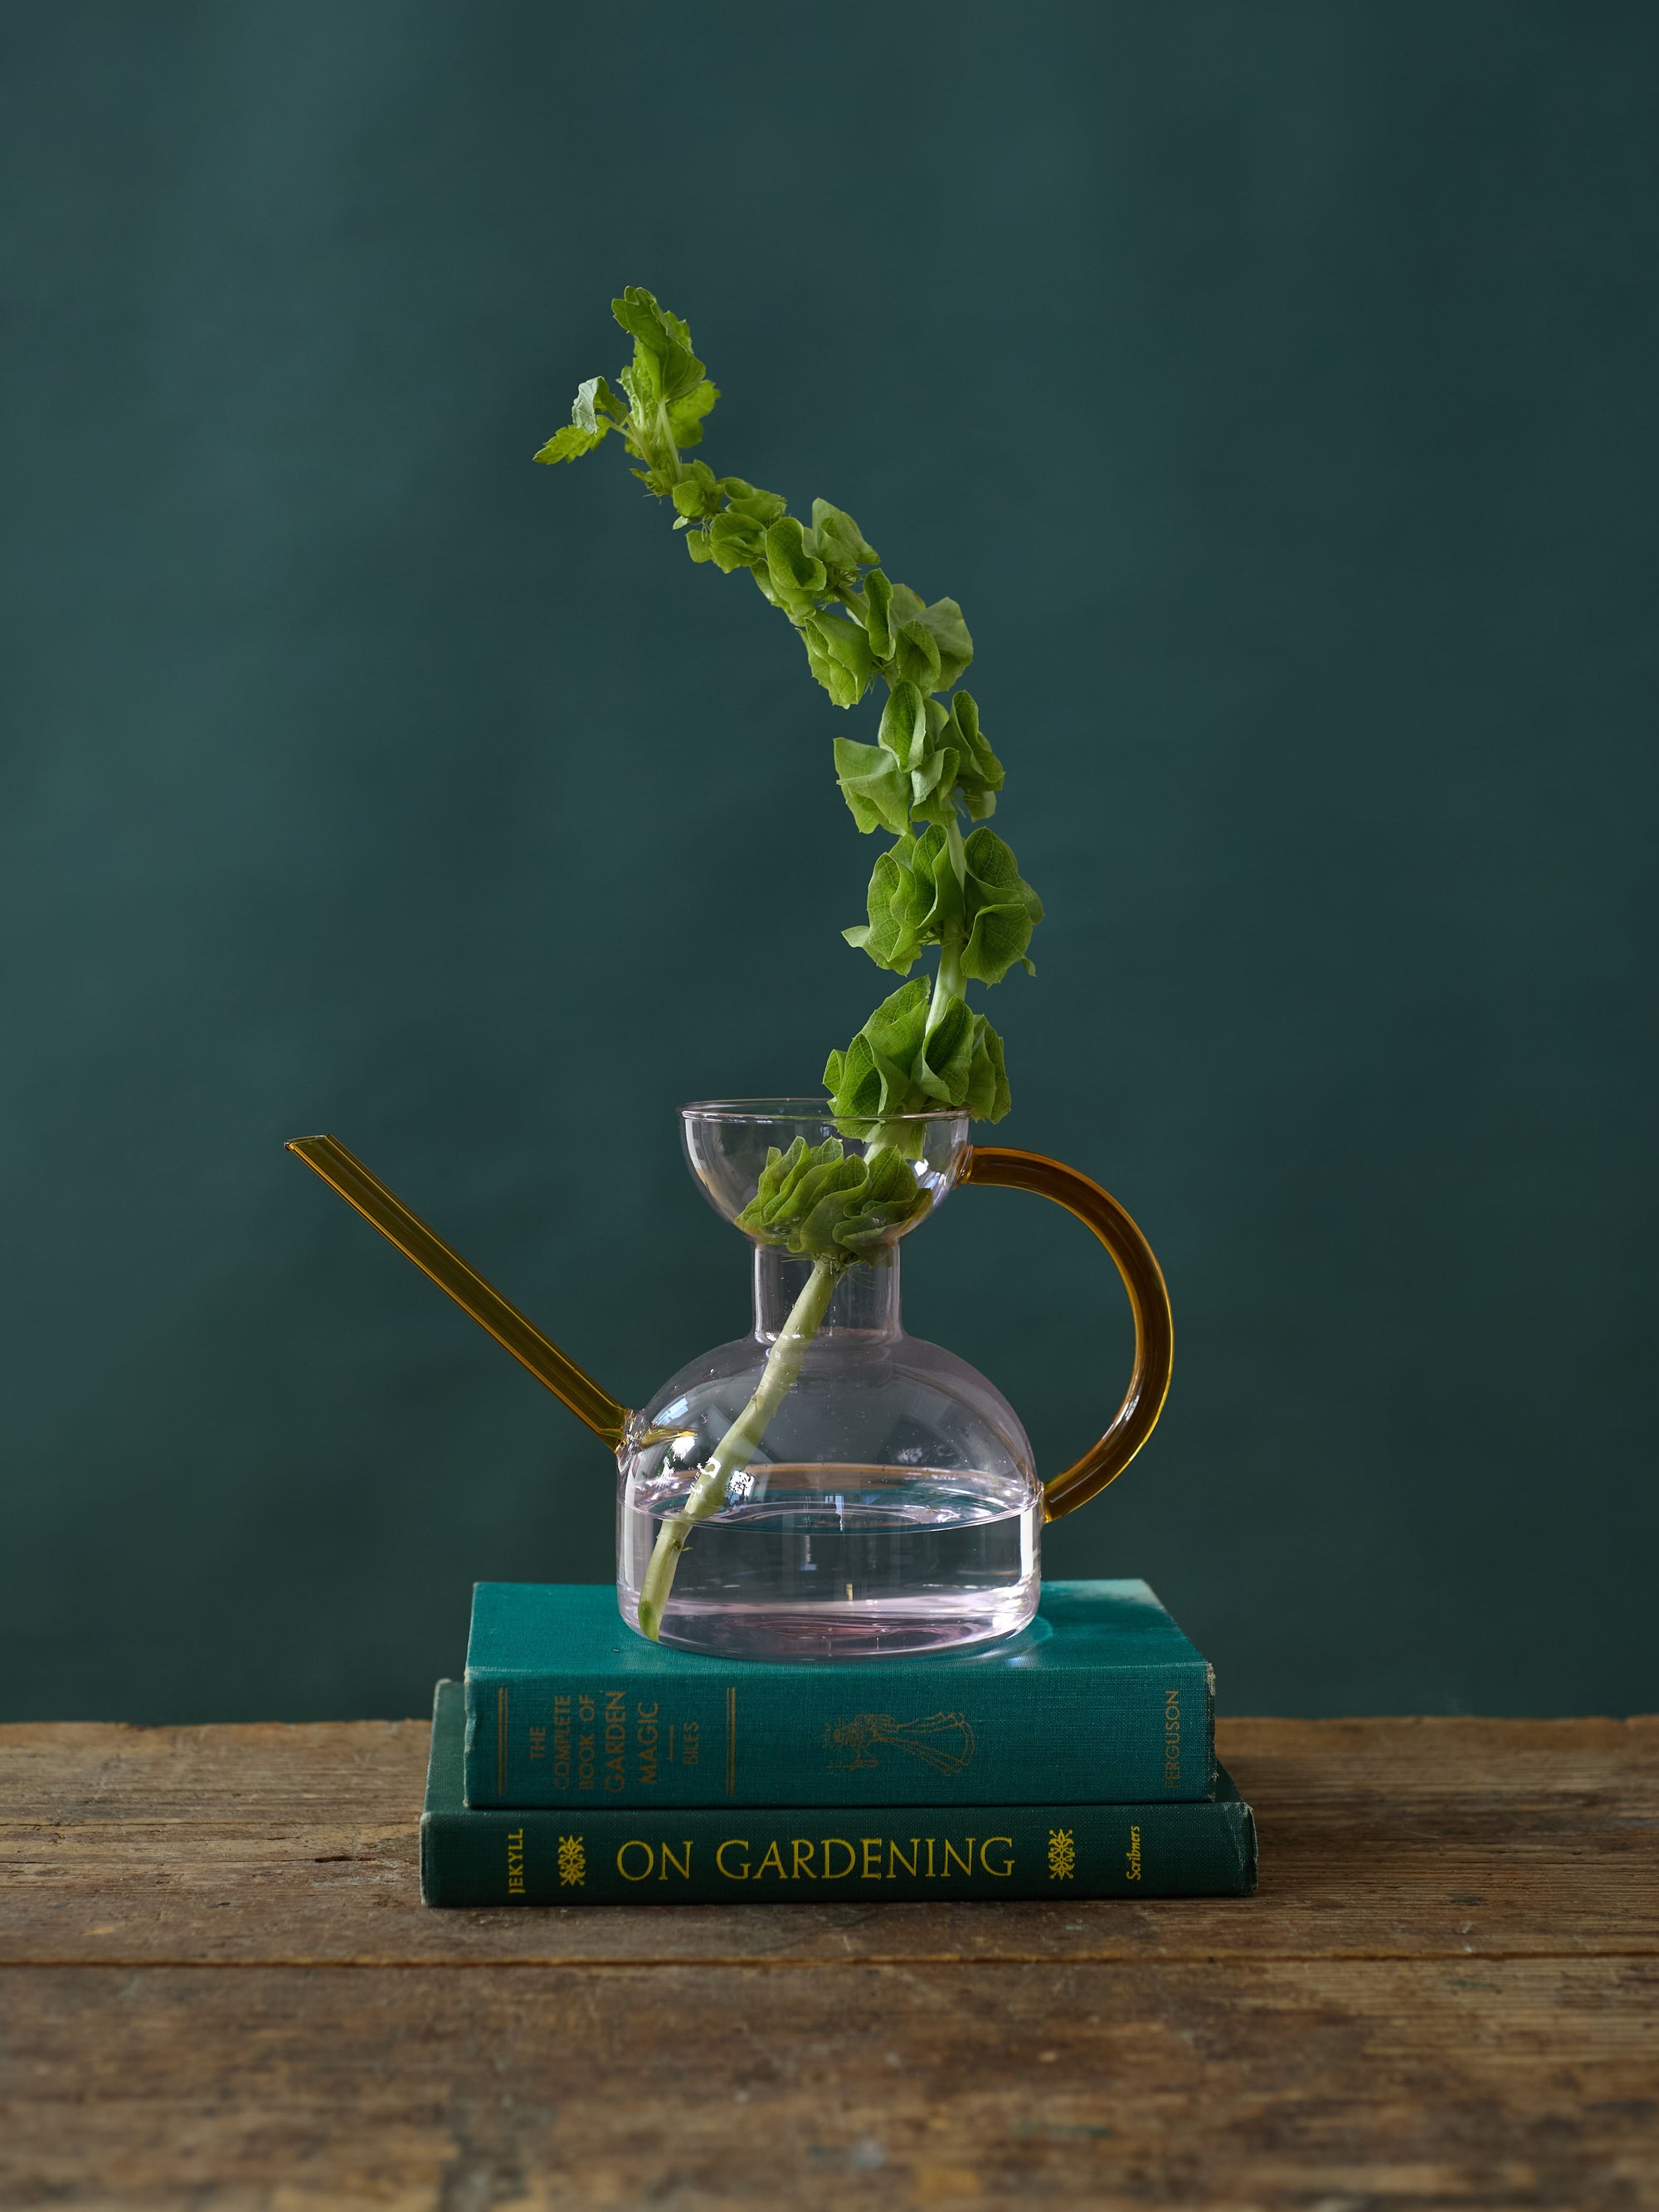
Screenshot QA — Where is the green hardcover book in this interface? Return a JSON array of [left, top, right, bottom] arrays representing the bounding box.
[[425, 1683, 1255, 1905], [465, 1581, 1216, 1810]]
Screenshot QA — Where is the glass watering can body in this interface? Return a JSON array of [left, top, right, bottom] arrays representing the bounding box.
[[287, 1104, 1173, 1663], [620, 1103, 1039, 1658]]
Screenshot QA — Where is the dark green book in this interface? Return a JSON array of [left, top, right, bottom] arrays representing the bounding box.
[[425, 1683, 1256, 1906], [465, 1579, 1215, 1810]]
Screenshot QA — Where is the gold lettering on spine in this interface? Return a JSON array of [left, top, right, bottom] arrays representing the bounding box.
[[505, 1826, 525, 1895], [659, 1839, 691, 1881], [756, 1839, 787, 1880], [791, 1839, 816, 1879], [980, 1837, 1014, 1877], [860, 1839, 884, 1880], [941, 1838, 975, 1878], [888, 1839, 919, 1878], [604, 1690, 627, 1792], [1164, 1687, 1181, 1788], [637, 1701, 660, 1789], [925, 1837, 937, 1878], [715, 1838, 751, 1880], [1126, 1824, 1142, 1881], [616, 1839, 654, 1881], [552, 1694, 572, 1791], [821, 1838, 855, 1879]]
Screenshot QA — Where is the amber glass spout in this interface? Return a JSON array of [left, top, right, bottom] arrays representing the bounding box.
[[285, 1134, 630, 1447]]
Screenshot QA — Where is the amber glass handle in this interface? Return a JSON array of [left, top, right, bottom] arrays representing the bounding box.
[[285, 1134, 630, 1448], [960, 1146, 1173, 1522]]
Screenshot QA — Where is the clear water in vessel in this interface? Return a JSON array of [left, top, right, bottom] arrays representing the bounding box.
[[617, 1460, 1040, 1659]]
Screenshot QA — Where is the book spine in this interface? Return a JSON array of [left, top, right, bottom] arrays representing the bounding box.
[[422, 1795, 1255, 1907], [464, 1659, 1214, 1810]]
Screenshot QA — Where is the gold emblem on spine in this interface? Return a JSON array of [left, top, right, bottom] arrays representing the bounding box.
[[823, 1712, 975, 1776], [1048, 1828, 1076, 1880], [557, 1834, 586, 1887]]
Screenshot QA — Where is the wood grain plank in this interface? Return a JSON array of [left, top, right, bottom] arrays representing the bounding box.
[[2, 1717, 1654, 1966], [3, 1958, 1654, 2210]]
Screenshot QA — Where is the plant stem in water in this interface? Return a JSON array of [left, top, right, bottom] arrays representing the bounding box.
[[636, 1254, 842, 1641]]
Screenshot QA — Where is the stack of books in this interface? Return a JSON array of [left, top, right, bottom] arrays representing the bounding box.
[[421, 1581, 1256, 1905]]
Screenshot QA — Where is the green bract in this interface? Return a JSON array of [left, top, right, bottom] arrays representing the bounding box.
[[539, 285, 1039, 1234], [825, 980, 1010, 1133], [734, 1137, 931, 1261]]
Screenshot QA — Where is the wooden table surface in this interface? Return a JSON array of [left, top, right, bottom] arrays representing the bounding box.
[[2, 1715, 1655, 2210]]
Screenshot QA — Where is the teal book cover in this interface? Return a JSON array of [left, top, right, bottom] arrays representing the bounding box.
[[464, 1580, 1215, 1810], [426, 1683, 1254, 1906]]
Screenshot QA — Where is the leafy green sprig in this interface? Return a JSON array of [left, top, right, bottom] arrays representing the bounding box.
[[540, 287, 1045, 1640], [538, 286, 1043, 1261]]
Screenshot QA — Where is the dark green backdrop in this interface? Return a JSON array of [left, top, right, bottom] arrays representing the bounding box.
[[3, 3, 1654, 1722]]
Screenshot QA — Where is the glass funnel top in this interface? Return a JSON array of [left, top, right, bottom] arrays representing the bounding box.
[[681, 1098, 970, 1253]]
